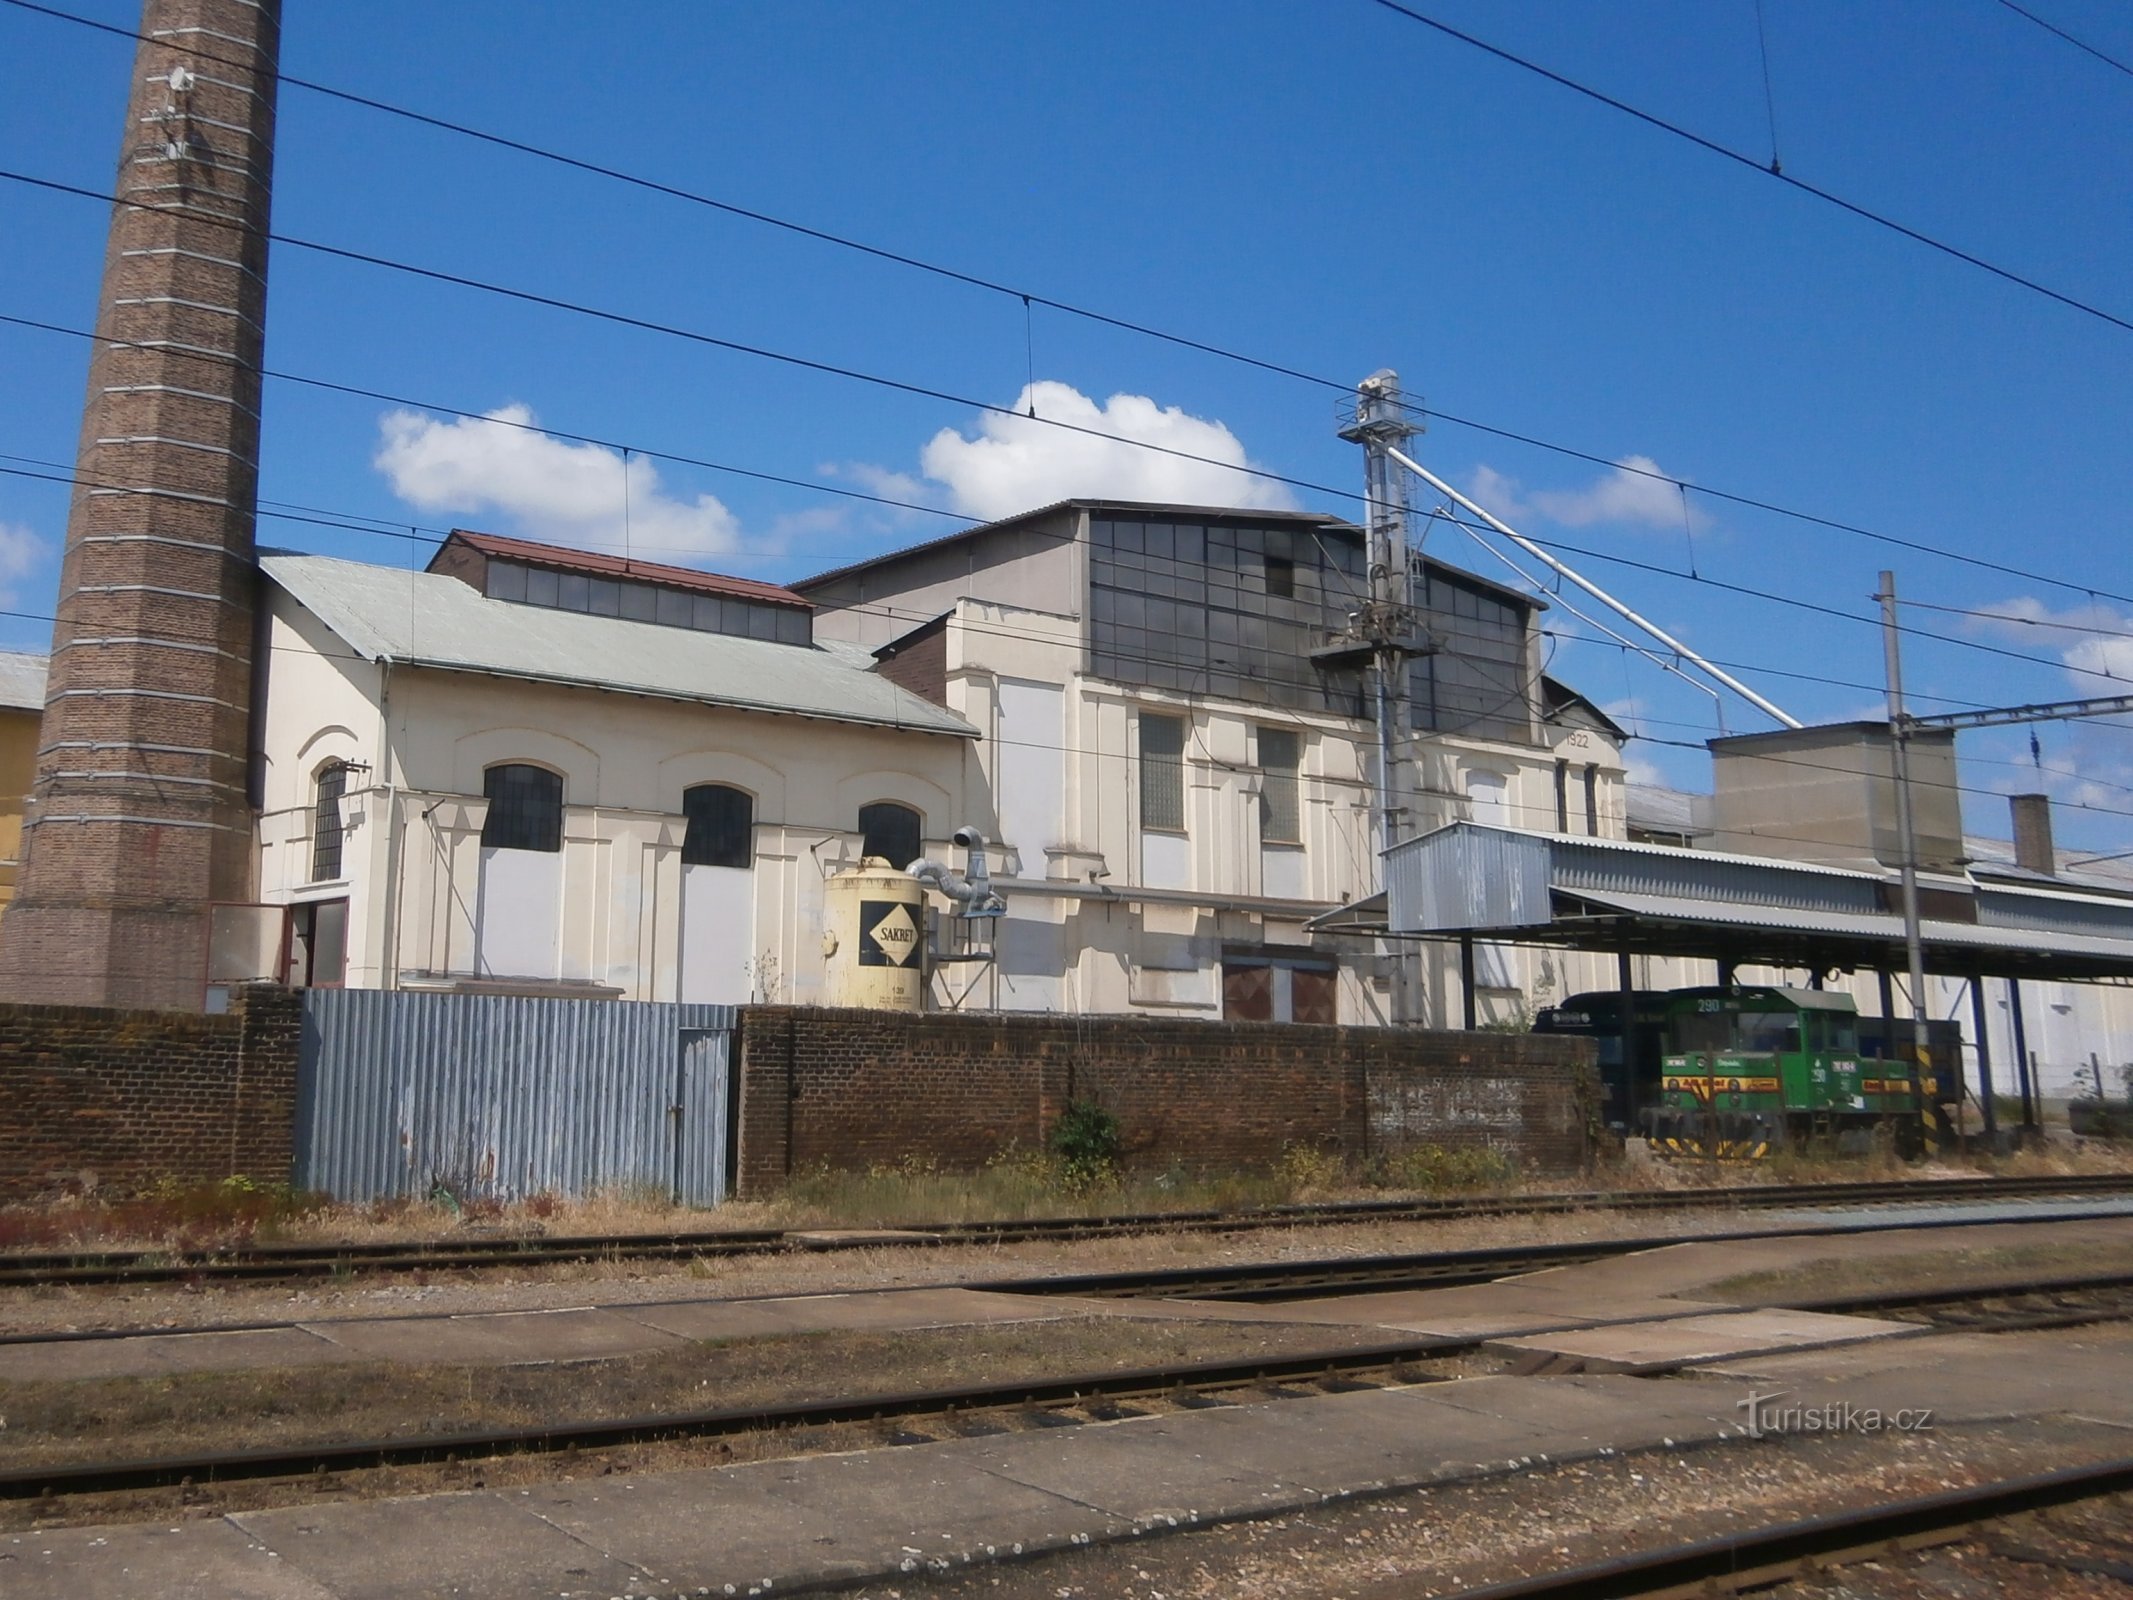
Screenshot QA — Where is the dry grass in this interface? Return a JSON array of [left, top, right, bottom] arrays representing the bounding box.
[[4, 1138, 2128, 1263]]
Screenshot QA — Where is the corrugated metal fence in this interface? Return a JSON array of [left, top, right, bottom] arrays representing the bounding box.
[[295, 991, 739, 1205]]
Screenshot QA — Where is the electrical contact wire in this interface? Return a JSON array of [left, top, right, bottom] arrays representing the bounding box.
[[5, 0, 2131, 611], [0, 419, 2115, 723], [1365, 0, 2133, 335], [1993, 0, 2133, 80]]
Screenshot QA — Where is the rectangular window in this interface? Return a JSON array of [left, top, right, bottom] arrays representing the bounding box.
[[486, 561, 527, 603], [310, 764, 348, 882], [1139, 712, 1186, 832], [1258, 726, 1301, 844], [1584, 763, 1601, 835], [1264, 554, 1295, 598]]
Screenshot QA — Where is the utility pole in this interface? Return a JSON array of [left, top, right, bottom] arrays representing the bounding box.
[[1877, 571, 1931, 1139], [1336, 372, 1424, 1021]]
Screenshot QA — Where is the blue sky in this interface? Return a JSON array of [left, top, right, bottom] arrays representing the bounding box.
[[2, 0, 2130, 850]]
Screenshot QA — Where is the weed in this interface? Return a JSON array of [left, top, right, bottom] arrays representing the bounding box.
[[1049, 1100, 1123, 1191], [1274, 1143, 1345, 1197], [1367, 1143, 1517, 1194]]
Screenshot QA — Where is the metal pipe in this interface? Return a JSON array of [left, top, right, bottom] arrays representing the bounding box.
[[2008, 978, 2037, 1133], [1969, 976, 1999, 1139], [1385, 445, 1802, 729], [1877, 571, 1930, 1127]]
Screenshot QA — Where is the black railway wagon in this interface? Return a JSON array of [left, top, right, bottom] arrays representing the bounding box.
[[1533, 990, 1671, 1133]]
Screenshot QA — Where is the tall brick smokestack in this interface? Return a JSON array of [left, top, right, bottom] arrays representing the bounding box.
[[0, 0, 280, 1008]]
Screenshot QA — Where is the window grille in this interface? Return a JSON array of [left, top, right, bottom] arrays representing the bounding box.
[[682, 784, 754, 868], [310, 762, 348, 882], [858, 801, 922, 868], [1258, 726, 1301, 844], [482, 763, 564, 853], [1140, 713, 1187, 832]]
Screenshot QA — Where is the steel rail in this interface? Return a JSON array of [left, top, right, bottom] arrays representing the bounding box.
[[5, 1196, 2129, 1350], [0, 1335, 1465, 1501], [14, 1268, 2133, 1507], [991, 1204, 2133, 1302], [5, 1172, 2130, 1289], [1432, 1455, 2133, 1599]]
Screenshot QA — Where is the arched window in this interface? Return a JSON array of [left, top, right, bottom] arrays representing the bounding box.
[[481, 763, 564, 852], [310, 761, 349, 882], [682, 784, 754, 869], [858, 800, 922, 868]]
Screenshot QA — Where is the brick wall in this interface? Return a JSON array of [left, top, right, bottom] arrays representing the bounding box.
[[735, 1007, 1594, 1196], [0, 983, 300, 1200]]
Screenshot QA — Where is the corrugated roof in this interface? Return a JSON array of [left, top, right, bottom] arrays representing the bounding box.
[[440, 529, 811, 610], [262, 551, 975, 739], [1563, 885, 2133, 964], [0, 652, 47, 712]]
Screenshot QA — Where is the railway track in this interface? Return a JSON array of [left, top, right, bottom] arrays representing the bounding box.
[[11, 1266, 2133, 1509], [8, 1201, 2124, 1348], [5, 1170, 2130, 1289], [0, 1335, 1470, 1501], [1437, 1455, 2133, 1598]]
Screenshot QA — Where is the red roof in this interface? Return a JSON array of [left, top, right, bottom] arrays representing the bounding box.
[[438, 529, 812, 610]]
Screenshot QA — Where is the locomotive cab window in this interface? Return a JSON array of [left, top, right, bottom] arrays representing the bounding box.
[[1736, 1013, 1801, 1055]]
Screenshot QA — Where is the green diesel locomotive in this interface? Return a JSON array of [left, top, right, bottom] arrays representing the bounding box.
[[1645, 986, 1927, 1159]]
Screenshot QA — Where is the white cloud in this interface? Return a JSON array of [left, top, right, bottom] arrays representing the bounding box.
[[375, 405, 744, 562], [0, 521, 46, 607], [1462, 456, 1709, 534], [1463, 464, 1531, 524], [912, 381, 1297, 522], [1972, 595, 2133, 686]]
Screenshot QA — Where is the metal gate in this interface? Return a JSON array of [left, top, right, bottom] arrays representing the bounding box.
[[295, 990, 737, 1204]]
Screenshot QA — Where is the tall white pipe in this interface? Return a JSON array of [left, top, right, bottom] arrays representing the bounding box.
[[1386, 446, 1802, 730]]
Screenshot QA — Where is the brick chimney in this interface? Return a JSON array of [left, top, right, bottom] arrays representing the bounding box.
[[0, 0, 280, 1008], [2010, 793, 2055, 876]]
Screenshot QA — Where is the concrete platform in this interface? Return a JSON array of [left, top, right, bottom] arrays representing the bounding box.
[[12, 1324, 2132, 1599], [1490, 1307, 1918, 1370]]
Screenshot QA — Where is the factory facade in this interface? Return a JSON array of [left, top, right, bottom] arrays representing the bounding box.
[[208, 504, 1630, 1023]]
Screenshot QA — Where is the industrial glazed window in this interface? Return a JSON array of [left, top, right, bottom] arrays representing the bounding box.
[[1408, 563, 1535, 744], [485, 559, 812, 647], [310, 762, 348, 882], [1086, 516, 1367, 716], [859, 801, 922, 868], [682, 784, 754, 869], [1258, 725, 1301, 844], [1139, 712, 1187, 832], [481, 763, 564, 853]]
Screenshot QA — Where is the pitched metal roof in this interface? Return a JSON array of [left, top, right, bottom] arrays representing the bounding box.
[[439, 529, 812, 611], [261, 551, 975, 739], [0, 652, 47, 712]]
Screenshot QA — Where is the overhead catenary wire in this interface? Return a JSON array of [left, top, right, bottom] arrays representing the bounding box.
[[1365, 0, 2133, 336], [3, 0, 2130, 611], [10, 456, 2133, 849], [17, 450, 2133, 835], [1992, 0, 2133, 80], [0, 427, 2116, 711]]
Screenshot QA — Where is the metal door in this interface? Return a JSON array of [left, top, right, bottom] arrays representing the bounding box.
[[674, 1027, 734, 1206]]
